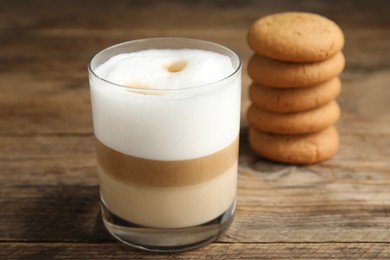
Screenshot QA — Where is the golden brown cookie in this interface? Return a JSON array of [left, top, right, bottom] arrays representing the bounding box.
[[249, 126, 339, 164], [247, 52, 345, 88], [247, 100, 340, 134], [247, 12, 345, 62], [249, 77, 341, 113]]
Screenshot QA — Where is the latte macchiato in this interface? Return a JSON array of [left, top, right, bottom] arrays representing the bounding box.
[[88, 38, 241, 251]]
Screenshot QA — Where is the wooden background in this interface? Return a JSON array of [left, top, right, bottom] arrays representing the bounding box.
[[1, 0, 390, 258]]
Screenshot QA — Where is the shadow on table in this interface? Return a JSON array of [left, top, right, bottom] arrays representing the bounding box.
[[13, 184, 113, 242]]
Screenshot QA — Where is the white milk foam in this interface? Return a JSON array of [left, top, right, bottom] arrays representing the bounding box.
[[95, 49, 234, 89], [90, 49, 241, 160]]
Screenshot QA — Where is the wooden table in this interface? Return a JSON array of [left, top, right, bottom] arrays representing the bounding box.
[[1, 0, 389, 258]]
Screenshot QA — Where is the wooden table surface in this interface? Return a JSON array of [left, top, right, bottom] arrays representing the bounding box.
[[1, 0, 390, 259]]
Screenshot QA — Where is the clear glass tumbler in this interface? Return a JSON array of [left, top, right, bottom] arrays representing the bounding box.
[[88, 37, 241, 252]]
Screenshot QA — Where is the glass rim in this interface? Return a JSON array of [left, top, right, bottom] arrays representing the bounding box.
[[88, 37, 242, 93]]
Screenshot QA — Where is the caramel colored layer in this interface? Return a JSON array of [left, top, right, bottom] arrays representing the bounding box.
[[95, 137, 239, 187]]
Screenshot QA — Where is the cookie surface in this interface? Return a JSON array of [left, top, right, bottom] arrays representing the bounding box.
[[247, 12, 345, 62], [247, 100, 340, 134], [247, 52, 345, 88], [249, 77, 341, 113], [249, 126, 339, 164]]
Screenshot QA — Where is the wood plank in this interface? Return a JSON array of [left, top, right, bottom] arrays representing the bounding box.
[[1, 155, 389, 243], [0, 136, 97, 185], [1, 242, 389, 259], [1, 0, 389, 65], [1, 68, 389, 135], [0, 186, 112, 243], [1, 0, 389, 135], [1, 130, 389, 173], [1, 0, 389, 29], [0, 136, 95, 158], [1, 153, 389, 244], [0, 157, 98, 186]]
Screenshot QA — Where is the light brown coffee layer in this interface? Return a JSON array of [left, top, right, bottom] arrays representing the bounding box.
[[95, 137, 239, 187]]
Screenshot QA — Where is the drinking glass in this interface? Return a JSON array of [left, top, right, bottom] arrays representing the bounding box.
[[88, 37, 241, 252]]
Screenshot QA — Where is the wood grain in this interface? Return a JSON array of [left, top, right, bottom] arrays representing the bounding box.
[[1, 243, 390, 259], [1, 182, 390, 243], [1, 0, 390, 258]]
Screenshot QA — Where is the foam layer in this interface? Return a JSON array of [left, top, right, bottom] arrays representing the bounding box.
[[90, 48, 241, 160], [95, 49, 235, 90]]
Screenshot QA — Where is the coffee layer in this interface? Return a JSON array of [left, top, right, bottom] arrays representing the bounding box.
[[95, 136, 239, 187]]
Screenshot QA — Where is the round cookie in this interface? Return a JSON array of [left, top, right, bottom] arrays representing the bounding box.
[[247, 100, 340, 134], [248, 126, 339, 164], [249, 77, 341, 113], [247, 12, 345, 62], [247, 52, 345, 88]]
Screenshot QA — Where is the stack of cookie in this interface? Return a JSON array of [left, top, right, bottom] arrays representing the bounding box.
[[246, 12, 345, 164]]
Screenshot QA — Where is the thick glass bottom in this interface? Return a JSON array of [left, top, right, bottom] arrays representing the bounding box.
[[101, 199, 236, 252]]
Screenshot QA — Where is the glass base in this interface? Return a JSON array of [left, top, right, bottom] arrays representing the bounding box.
[[101, 199, 236, 252]]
